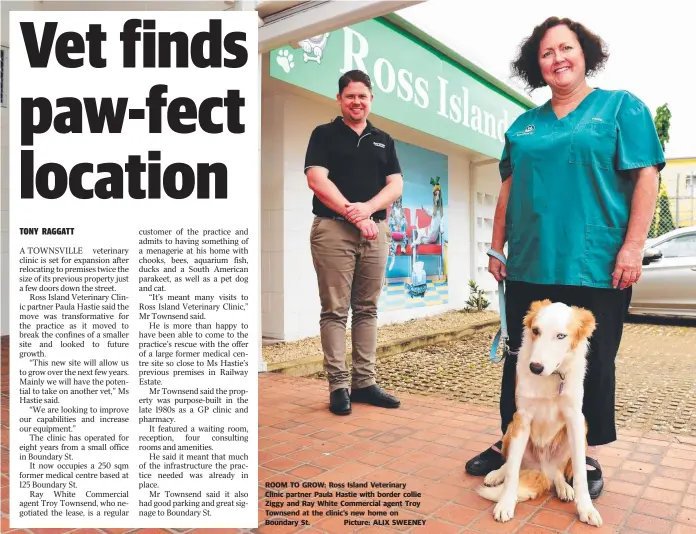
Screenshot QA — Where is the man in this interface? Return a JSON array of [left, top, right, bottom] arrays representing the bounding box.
[[304, 69, 404, 416]]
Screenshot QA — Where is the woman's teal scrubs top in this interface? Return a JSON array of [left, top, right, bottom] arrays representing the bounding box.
[[500, 89, 666, 288]]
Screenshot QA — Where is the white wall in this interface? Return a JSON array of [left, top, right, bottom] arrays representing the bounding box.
[[280, 94, 323, 340], [261, 81, 492, 342], [472, 161, 505, 310], [261, 90, 286, 340]]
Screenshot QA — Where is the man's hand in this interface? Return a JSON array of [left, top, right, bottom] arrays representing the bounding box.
[[344, 202, 373, 224], [488, 251, 507, 282], [612, 242, 643, 289], [356, 219, 379, 240]]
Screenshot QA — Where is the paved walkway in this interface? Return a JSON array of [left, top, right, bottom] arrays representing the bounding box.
[[258, 375, 696, 534], [3, 324, 696, 533], [312, 317, 696, 436]]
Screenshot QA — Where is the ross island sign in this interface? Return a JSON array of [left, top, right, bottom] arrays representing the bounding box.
[[269, 18, 530, 159]]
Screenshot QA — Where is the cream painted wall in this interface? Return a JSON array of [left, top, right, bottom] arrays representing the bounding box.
[[261, 84, 498, 342]]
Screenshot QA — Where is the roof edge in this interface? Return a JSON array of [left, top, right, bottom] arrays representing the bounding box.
[[382, 12, 536, 110]]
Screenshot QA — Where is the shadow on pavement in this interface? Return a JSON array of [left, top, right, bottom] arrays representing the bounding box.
[[626, 313, 696, 327]]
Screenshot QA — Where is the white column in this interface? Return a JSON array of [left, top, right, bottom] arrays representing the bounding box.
[[256, 49, 266, 372], [231, 1, 267, 371]]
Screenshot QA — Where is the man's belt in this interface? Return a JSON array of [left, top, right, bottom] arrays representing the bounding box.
[[323, 215, 384, 222]]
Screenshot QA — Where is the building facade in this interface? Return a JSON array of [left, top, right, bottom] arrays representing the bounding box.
[[0, 0, 422, 338], [260, 15, 533, 342], [0, 4, 533, 343], [662, 157, 696, 229]]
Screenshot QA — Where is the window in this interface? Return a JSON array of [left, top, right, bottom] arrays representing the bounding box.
[[686, 175, 695, 198], [659, 233, 696, 258]]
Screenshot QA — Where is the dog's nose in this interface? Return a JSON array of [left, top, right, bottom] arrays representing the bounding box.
[[529, 362, 544, 375]]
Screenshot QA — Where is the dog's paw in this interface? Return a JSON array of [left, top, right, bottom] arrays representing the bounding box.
[[577, 500, 603, 527], [556, 480, 575, 502], [493, 497, 516, 522], [484, 468, 505, 487], [518, 487, 539, 502]]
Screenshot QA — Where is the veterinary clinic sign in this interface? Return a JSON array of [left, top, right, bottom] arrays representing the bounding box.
[[269, 18, 530, 159]]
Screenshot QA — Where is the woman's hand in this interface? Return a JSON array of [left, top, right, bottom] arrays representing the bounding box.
[[489, 179, 511, 283], [488, 252, 507, 282], [612, 242, 643, 289]]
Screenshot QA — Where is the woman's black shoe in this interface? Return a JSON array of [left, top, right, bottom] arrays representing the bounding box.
[[465, 440, 504, 476], [567, 456, 604, 500]]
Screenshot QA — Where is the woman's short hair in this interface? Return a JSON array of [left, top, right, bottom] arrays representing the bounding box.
[[511, 17, 609, 90]]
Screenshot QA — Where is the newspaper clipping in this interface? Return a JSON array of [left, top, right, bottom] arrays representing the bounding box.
[[9, 10, 259, 528]]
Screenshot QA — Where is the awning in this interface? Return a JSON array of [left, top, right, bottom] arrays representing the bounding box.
[[252, 0, 424, 53]]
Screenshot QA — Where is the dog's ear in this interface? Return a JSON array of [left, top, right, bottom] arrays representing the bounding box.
[[570, 306, 596, 348], [523, 299, 552, 330]]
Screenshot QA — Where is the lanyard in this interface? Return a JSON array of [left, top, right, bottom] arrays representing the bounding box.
[[487, 249, 508, 363]]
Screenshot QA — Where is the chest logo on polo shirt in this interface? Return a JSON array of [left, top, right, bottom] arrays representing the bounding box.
[[373, 142, 386, 148], [516, 124, 536, 136]]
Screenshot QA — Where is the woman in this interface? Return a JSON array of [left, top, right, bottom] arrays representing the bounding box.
[[464, 17, 665, 499]]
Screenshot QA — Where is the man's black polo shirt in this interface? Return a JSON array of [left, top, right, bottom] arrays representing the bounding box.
[[304, 117, 402, 220]]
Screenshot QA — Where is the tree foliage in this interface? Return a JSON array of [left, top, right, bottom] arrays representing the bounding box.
[[465, 280, 490, 311], [648, 104, 672, 237], [654, 104, 672, 153]]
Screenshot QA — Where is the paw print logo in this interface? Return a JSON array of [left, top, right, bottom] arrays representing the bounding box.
[[276, 49, 295, 74]]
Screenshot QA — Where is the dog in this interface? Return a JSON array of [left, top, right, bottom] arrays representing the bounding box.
[[412, 176, 444, 247], [476, 299, 603, 527]]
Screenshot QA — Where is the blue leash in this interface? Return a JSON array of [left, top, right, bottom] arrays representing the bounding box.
[[487, 249, 507, 363]]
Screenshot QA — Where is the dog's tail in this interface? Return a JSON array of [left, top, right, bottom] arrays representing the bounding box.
[[476, 470, 553, 502]]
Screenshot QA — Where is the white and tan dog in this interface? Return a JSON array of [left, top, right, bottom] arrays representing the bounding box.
[[477, 299, 603, 527]]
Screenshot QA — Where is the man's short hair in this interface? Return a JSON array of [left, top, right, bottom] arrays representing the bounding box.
[[338, 70, 372, 94]]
